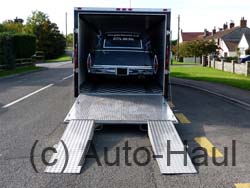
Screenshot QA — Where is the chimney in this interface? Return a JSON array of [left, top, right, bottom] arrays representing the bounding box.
[[223, 23, 228, 30], [212, 27, 216, 35], [240, 17, 247, 28], [204, 29, 209, 37], [230, 21, 235, 29]]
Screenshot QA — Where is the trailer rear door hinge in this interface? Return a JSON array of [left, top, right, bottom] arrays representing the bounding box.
[[74, 28, 79, 33]]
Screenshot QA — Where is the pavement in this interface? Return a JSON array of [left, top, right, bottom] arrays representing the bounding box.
[[0, 63, 250, 188], [171, 77, 250, 110]]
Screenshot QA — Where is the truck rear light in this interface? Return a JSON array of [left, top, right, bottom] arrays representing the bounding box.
[[154, 55, 158, 74], [116, 8, 132, 11], [74, 46, 78, 69], [87, 53, 92, 72], [165, 47, 169, 69]]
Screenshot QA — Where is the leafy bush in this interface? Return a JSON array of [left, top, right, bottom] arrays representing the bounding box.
[[223, 56, 238, 62], [13, 34, 36, 58]]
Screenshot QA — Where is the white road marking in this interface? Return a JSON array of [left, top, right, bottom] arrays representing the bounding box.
[[62, 74, 73, 80], [2, 84, 54, 108]]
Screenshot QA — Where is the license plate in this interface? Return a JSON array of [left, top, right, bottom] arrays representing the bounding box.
[[117, 68, 127, 76]]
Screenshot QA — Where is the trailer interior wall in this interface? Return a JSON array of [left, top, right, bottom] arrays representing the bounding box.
[[78, 18, 96, 86], [77, 13, 168, 94]]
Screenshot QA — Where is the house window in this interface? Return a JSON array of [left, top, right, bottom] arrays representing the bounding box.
[[224, 52, 228, 57]]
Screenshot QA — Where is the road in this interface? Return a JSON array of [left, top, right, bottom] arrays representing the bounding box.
[[0, 62, 250, 188]]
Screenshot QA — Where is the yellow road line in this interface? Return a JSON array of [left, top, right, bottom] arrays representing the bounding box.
[[167, 101, 175, 108], [194, 137, 223, 157], [235, 183, 250, 188], [175, 113, 191, 124]]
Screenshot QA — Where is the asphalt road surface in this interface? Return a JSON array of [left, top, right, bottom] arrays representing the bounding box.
[[0, 62, 250, 188]]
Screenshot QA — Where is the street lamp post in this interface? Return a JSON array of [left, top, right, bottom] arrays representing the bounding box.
[[177, 15, 180, 61], [65, 12, 68, 47]]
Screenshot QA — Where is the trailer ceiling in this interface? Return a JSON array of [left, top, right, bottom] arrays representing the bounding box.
[[79, 14, 165, 33]]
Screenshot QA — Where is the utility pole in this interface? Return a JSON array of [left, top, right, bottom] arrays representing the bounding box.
[[129, 0, 132, 8], [65, 12, 68, 47], [177, 15, 180, 61]]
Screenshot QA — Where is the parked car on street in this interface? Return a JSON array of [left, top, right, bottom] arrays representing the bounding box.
[[240, 55, 250, 63]]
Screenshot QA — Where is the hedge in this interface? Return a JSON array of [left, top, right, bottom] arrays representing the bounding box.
[[0, 33, 36, 69], [13, 34, 36, 59], [0, 33, 16, 69]]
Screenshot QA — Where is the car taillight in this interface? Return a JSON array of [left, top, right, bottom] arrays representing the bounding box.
[[154, 55, 158, 74], [87, 53, 92, 72]]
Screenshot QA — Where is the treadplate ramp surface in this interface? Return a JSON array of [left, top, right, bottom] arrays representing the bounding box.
[[45, 120, 94, 174], [148, 120, 197, 174], [65, 94, 178, 123]]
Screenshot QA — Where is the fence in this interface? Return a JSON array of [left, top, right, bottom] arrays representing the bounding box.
[[16, 58, 34, 67], [208, 58, 250, 76], [183, 57, 201, 63]]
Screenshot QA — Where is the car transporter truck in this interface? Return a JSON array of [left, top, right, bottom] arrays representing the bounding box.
[[45, 7, 197, 175]]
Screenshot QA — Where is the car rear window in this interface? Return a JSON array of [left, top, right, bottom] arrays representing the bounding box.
[[103, 33, 142, 49]]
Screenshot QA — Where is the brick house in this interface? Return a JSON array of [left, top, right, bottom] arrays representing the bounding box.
[[180, 31, 206, 43]]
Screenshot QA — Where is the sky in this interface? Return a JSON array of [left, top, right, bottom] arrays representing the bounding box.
[[0, 0, 250, 39]]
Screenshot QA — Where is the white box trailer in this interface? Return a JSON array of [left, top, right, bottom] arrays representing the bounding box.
[[73, 7, 171, 98], [45, 7, 196, 175]]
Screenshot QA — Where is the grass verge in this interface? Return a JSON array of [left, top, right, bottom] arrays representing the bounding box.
[[170, 66, 250, 90], [45, 54, 71, 63], [0, 66, 42, 78]]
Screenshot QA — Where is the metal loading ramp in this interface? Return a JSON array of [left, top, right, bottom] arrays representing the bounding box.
[[148, 120, 197, 174], [45, 120, 95, 174], [45, 119, 196, 174], [64, 94, 178, 124]]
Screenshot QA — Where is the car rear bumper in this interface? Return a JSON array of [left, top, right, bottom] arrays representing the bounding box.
[[89, 65, 154, 76]]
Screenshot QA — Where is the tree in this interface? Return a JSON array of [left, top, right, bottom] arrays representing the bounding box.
[[25, 11, 49, 33], [200, 40, 218, 55], [1, 19, 24, 33], [25, 11, 66, 59], [66, 33, 73, 47], [236, 48, 241, 58], [179, 40, 217, 63], [245, 48, 250, 55], [0, 24, 4, 32]]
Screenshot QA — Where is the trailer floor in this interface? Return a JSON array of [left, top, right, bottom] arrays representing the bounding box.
[[80, 77, 163, 94]]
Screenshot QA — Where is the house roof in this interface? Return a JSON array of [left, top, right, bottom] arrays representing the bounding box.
[[244, 33, 250, 46], [206, 27, 250, 41], [206, 27, 240, 40], [181, 32, 205, 42], [224, 41, 238, 51]]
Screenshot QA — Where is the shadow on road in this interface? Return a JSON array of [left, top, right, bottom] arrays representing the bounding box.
[[81, 124, 149, 173]]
